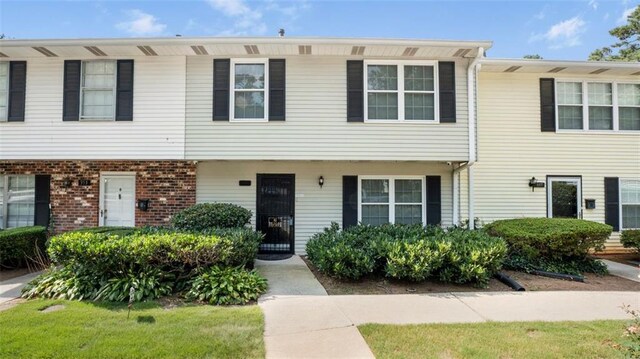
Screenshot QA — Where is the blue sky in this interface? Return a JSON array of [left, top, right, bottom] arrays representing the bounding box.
[[0, 0, 638, 60]]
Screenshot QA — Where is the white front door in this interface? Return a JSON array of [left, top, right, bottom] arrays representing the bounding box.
[[99, 174, 135, 227], [547, 176, 582, 219]]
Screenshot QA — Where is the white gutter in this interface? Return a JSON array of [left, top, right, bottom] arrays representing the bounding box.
[[452, 47, 484, 228], [480, 58, 640, 70]]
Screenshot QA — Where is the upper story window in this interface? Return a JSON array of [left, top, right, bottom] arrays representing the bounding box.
[[556, 80, 640, 131], [0, 62, 8, 121], [231, 59, 268, 121], [81, 60, 116, 120], [365, 61, 438, 122]]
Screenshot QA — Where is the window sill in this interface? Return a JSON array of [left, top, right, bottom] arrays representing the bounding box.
[[555, 130, 640, 135], [363, 119, 441, 124], [229, 119, 269, 123]]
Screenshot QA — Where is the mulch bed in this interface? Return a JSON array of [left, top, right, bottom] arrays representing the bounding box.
[[596, 253, 640, 267], [301, 256, 640, 295]]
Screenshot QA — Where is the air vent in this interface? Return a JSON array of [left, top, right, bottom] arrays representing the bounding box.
[[453, 48, 471, 57], [244, 45, 260, 55], [191, 45, 209, 55], [590, 68, 608, 74], [298, 45, 312, 55], [504, 66, 522, 73], [84, 46, 107, 56], [548, 67, 566, 73], [351, 46, 365, 55], [402, 47, 419, 57], [137, 45, 158, 56], [0, 52, 7, 58], [32, 47, 57, 57]]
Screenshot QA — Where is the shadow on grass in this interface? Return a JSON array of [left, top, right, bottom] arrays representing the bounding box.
[[136, 315, 156, 324]]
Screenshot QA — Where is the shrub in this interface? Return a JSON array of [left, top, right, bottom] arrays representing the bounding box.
[[22, 266, 100, 301], [621, 230, 640, 255], [70, 226, 138, 237], [385, 239, 448, 281], [0, 226, 47, 269], [484, 218, 611, 260], [186, 266, 267, 305], [171, 203, 252, 231], [95, 267, 174, 302]]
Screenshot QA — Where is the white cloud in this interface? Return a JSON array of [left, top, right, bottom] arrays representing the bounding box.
[[530, 16, 587, 49], [617, 7, 634, 24], [116, 10, 166, 36], [588, 0, 598, 10], [206, 0, 266, 35]]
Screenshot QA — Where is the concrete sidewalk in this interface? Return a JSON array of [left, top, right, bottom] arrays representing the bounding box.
[[602, 259, 640, 283], [0, 271, 40, 305]]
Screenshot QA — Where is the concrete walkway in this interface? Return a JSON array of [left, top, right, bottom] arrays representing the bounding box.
[[0, 271, 40, 305], [602, 259, 640, 283], [257, 256, 640, 359]]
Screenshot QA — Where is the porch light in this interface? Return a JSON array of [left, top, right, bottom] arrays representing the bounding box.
[[62, 178, 72, 188], [318, 176, 325, 188]]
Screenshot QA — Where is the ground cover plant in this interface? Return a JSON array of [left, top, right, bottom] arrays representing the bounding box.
[[306, 223, 507, 287]]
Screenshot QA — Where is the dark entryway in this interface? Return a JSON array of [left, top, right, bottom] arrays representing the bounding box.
[[256, 174, 295, 254]]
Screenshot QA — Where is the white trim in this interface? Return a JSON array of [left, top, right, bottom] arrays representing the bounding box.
[[620, 178, 640, 230], [230, 58, 269, 122], [98, 172, 136, 227], [357, 175, 427, 225], [363, 60, 439, 123], [0, 62, 9, 122], [80, 60, 117, 121], [546, 176, 582, 218]]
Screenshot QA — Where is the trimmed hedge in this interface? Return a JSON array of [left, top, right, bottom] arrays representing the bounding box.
[[306, 223, 507, 286], [70, 226, 138, 237], [171, 203, 252, 231], [621, 230, 640, 254], [0, 226, 48, 269]]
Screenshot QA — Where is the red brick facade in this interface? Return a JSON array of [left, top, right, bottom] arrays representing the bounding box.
[[0, 161, 196, 233]]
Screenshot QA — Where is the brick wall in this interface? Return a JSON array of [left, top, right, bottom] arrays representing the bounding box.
[[0, 161, 196, 233]]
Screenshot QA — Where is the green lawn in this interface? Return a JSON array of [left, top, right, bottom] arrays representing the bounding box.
[[0, 299, 265, 359], [359, 320, 627, 359]]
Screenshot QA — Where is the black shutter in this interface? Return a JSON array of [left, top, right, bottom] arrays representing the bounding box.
[[438, 62, 456, 123], [269, 59, 286, 121], [63, 60, 81, 121], [540, 78, 556, 132], [7, 61, 26, 122], [604, 177, 620, 231], [213, 59, 230, 121], [115, 60, 134, 121], [343, 176, 358, 229], [426, 176, 442, 226], [347, 60, 364, 122], [34, 175, 51, 228]]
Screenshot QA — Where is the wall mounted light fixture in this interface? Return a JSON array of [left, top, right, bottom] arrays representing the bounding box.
[[318, 176, 325, 188], [62, 178, 72, 188]]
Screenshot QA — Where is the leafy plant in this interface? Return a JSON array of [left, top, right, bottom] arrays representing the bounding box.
[[22, 266, 101, 301], [95, 267, 173, 302], [171, 203, 253, 231], [0, 226, 48, 269], [621, 230, 640, 255], [186, 266, 267, 305], [70, 226, 138, 237], [385, 239, 448, 281], [503, 254, 608, 276], [619, 304, 640, 357]]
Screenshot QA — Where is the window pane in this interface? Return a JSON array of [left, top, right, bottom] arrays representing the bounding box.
[[557, 82, 582, 105], [234, 91, 265, 119], [362, 205, 389, 226], [558, 106, 583, 129], [7, 175, 35, 228], [368, 93, 398, 120], [588, 106, 613, 130], [618, 84, 640, 106], [551, 180, 578, 218], [395, 205, 422, 225], [395, 179, 422, 203], [234, 64, 265, 89], [623, 205, 640, 229], [82, 90, 114, 118], [0, 62, 8, 121], [621, 180, 640, 204], [83, 61, 116, 88], [587, 83, 612, 105], [362, 179, 389, 203], [405, 93, 435, 121], [404, 66, 434, 91], [367, 65, 397, 91], [620, 107, 640, 131]]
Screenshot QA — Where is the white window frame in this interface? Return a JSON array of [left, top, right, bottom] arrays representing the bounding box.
[[546, 176, 582, 219], [620, 178, 640, 230], [364, 60, 440, 123], [357, 175, 427, 225], [230, 58, 269, 122], [555, 79, 640, 133], [0, 174, 36, 229], [0, 62, 9, 122], [80, 60, 117, 121]]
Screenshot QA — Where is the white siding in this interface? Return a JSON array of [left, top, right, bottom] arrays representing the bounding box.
[[468, 72, 640, 250], [186, 56, 470, 161], [197, 160, 454, 254], [0, 56, 186, 159]]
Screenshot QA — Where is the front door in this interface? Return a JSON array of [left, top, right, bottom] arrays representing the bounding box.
[[99, 173, 136, 227], [547, 176, 582, 219], [256, 174, 295, 254]]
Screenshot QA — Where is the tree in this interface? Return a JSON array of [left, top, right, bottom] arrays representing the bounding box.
[[589, 5, 640, 61], [523, 54, 543, 59]]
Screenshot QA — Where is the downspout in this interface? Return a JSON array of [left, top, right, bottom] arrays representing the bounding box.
[[452, 47, 484, 228]]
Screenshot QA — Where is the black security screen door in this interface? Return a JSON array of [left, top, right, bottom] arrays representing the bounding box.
[[256, 174, 295, 254]]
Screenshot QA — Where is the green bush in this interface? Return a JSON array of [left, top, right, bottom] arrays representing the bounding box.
[[385, 240, 448, 281], [171, 203, 253, 231], [70, 226, 138, 237], [621, 230, 640, 254], [95, 267, 174, 302], [186, 266, 267, 305], [22, 266, 100, 301], [0, 226, 47, 269]]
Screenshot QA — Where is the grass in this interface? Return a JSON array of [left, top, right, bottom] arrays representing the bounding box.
[[359, 320, 627, 359], [0, 299, 265, 359]]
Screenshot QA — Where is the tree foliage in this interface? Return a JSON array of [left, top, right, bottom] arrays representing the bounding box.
[[589, 5, 640, 61], [523, 54, 543, 59]]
